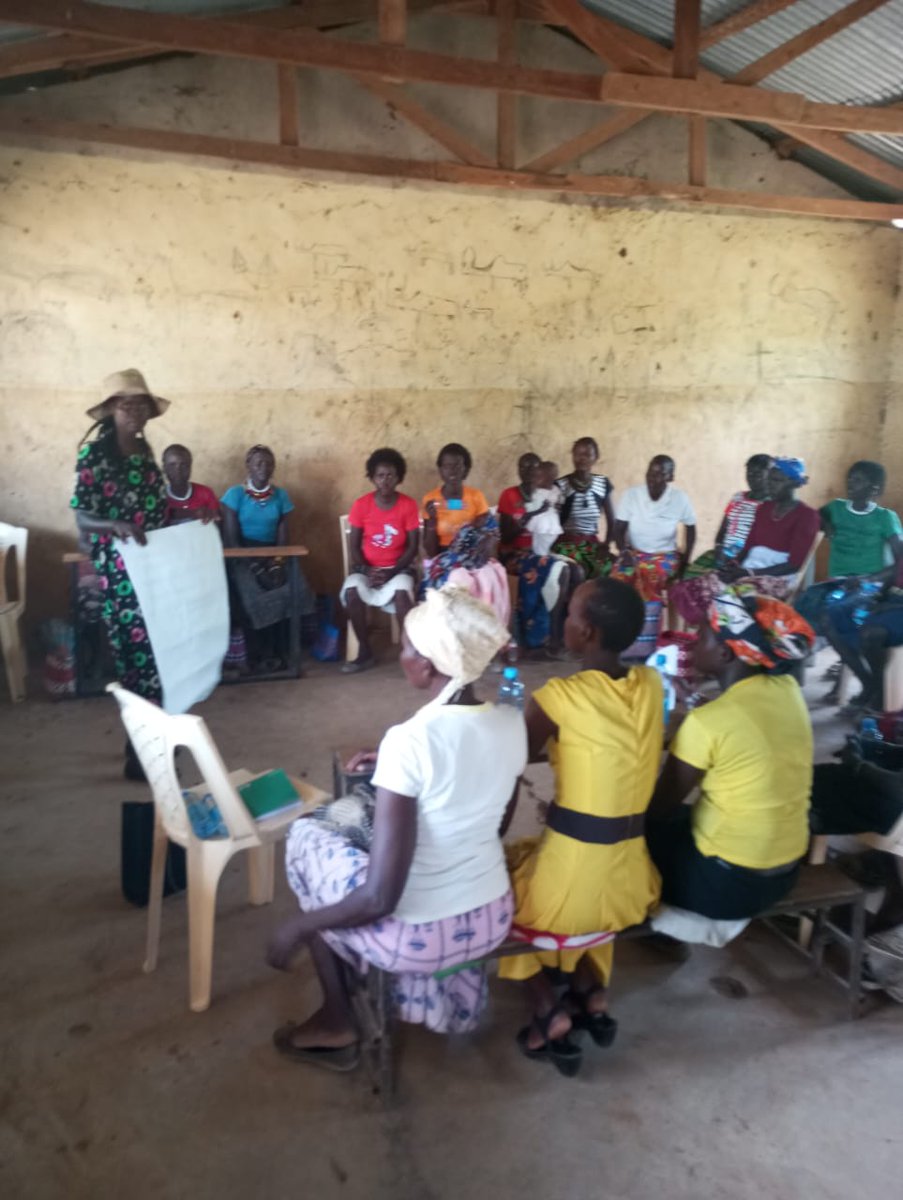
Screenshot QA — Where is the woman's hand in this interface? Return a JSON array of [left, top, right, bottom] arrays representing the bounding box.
[[111, 521, 147, 546], [616, 550, 635, 570], [346, 749, 378, 772], [424, 501, 438, 523], [198, 506, 218, 525], [267, 913, 316, 970], [718, 561, 743, 582]]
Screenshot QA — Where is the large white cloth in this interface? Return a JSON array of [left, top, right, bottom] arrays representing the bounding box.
[[371, 702, 527, 922], [617, 484, 697, 553], [118, 521, 228, 714], [340, 571, 414, 612]]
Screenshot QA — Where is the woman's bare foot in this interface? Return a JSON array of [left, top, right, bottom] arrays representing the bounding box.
[[281, 1007, 357, 1050], [525, 1006, 572, 1050]]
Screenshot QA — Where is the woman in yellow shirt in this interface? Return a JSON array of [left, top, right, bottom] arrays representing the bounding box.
[[501, 578, 663, 1077], [650, 589, 816, 919]]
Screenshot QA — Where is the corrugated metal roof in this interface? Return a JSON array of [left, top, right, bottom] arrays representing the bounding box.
[[1, 1, 901, 199], [584, 0, 903, 199]]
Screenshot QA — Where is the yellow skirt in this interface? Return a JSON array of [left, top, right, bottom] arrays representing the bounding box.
[[499, 830, 661, 983]]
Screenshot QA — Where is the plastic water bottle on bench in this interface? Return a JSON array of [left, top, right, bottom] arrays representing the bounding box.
[[497, 666, 525, 711]]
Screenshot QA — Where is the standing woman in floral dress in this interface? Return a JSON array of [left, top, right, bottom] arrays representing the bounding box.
[[70, 369, 169, 779]]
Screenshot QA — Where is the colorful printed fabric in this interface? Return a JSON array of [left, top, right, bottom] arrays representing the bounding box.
[[420, 514, 499, 592], [709, 588, 815, 673], [610, 550, 679, 603], [551, 533, 610, 579], [500, 546, 557, 648], [285, 820, 513, 1034], [671, 572, 791, 626], [70, 431, 166, 702]]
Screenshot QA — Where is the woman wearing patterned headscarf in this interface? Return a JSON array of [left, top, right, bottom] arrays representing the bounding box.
[[671, 456, 820, 626], [268, 588, 527, 1070], [648, 589, 815, 920]]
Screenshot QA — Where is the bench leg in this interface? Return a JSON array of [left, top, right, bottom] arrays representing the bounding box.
[[847, 895, 867, 1020], [810, 908, 826, 977]]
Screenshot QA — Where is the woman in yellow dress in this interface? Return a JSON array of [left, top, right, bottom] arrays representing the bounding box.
[[501, 577, 663, 1077]]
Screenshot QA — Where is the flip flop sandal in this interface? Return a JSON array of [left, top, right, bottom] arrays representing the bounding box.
[[564, 988, 619, 1049], [340, 658, 375, 675], [515, 1006, 582, 1078], [273, 1023, 361, 1072]]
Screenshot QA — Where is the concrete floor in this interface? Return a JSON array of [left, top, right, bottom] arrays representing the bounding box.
[[1, 650, 901, 1200]]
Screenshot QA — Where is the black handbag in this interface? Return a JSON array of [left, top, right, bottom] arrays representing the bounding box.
[[121, 800, 187, 907]]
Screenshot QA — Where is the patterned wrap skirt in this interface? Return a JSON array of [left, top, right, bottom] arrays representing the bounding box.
[[285, 820, 513, 1034]]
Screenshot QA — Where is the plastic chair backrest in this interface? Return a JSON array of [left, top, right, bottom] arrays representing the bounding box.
[[786, 531, 823, 602], [107, 683, 260, 846], [0, 522, 27, 613], [339, 514, 352, 578]]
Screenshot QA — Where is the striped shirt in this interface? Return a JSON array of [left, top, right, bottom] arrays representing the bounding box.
[[557, 474, 611, 536]]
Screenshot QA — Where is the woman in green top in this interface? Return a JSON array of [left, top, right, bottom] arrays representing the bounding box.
[[70, 370, 169, 778], [796, 461, 902, 644]]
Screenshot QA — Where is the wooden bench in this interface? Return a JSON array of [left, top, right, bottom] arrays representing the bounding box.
[[62, 544, 309, 693], [350, 863, 868, 1098]]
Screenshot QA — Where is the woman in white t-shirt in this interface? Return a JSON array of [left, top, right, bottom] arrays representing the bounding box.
[[267, 588, 527, 1070], [611, 454, 697, 658]]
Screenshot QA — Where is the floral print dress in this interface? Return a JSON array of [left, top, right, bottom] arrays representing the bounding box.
[[70, 432, 166, 702]]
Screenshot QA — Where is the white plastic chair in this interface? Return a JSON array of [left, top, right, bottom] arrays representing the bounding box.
[[107, 683, 328, 1012], [838, 646, 903, 716], [339, 513, 400, 663], [0, 522, 27, 702], [785, 531, 823, 604]]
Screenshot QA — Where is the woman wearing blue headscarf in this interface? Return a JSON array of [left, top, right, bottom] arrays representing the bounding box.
[[669, 457, 819, 623]]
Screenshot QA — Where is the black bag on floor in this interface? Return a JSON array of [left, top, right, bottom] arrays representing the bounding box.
[[121, 800, 187, 907]]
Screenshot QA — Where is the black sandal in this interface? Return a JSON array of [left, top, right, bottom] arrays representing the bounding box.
[[516, 1005, 582, 1078], [273, 1023, 361, 1072], [565, 987, 619, 1049]]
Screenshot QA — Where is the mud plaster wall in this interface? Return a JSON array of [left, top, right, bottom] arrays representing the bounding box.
[[0, 16, 901, 635]]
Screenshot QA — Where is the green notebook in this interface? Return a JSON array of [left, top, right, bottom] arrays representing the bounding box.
[[238, 769, 300, 821]]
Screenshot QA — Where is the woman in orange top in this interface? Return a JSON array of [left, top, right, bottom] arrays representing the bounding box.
[[422, 442, 490, 556]]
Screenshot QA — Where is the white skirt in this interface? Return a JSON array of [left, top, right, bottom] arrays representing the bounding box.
[[340, 571, 415, 613]]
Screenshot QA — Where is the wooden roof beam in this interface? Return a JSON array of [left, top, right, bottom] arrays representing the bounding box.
[[732, 0, 893, 86], [674, 0, 706, 189], [1, 115, 902, 224], [0, 0, 607, 104], [699, 1, 800, 50], [540, 2, 903, 193], [601, 74, 903, 138]]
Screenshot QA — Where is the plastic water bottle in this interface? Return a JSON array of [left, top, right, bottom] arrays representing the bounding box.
[[721, 534, 746, 563], [860, 717, 883, 762], [497, 666, 525, 711], [651, 651, 677, 723], [852, 580, 883, 627]]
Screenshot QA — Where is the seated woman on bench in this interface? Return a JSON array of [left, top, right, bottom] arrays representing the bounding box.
[[220, 443, 314, 671], [649, 589, 815, 920], [267, 587, 526, 1070], [500, 578, 663, 1079]]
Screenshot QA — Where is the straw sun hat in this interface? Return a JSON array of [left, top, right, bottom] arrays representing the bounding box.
[[86, 368, 170, 423]]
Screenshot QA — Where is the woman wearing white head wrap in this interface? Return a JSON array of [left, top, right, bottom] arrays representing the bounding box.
[[268, 588, 527, 1068], [404, 586, 511, 708]]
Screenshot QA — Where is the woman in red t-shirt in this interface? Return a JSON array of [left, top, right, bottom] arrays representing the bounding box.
[[340, 448, 421, 673], [162, 443, 220, 526]]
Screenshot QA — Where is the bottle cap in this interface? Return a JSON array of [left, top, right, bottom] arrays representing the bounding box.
[[503, 666, 518, 680], [861, 717, 878, 733]]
